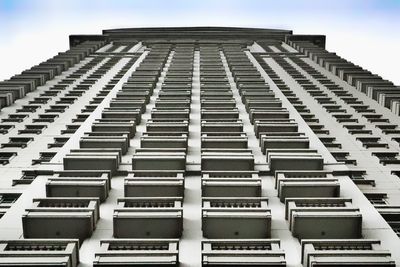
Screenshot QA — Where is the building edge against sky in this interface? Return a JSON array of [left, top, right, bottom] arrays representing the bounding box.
[[0, 27, 399, 266]]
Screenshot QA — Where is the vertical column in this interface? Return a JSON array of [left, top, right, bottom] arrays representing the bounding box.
[[199, 44, 282, 266]]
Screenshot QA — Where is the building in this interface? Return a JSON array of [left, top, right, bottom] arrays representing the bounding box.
[[0, 26, 399, 266]]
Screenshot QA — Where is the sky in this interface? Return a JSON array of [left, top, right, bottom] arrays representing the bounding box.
[[0, 0, 399, 84]]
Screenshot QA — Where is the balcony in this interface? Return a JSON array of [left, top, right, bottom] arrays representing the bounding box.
[[301, 239, 395, 267], [0, 239, 79, 267], [275, 171, 340, 202], [132, 149, 186, 171], [202, 171, 261, 197], [93, 239, 179, 266], [268, 151, 324, 172], [125, 171, 184, 197], [113, 197, 183, 238], [202, 197, 271, 238], [46, 171, 111, 202], [202, 239, 285, 266], [201, 149, 254, 171], [285, 198, 362, 239], [63, 149, 120, 175], [22, 198, 99, 242]]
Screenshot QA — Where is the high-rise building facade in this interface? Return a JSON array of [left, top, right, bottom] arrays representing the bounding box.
[[0, 27, 399, 266]]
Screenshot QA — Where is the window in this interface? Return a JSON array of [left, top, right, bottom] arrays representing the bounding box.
[[94, 239, 179, 266], [2, 137, 34, 148], [32, 152, 56, 165], [0, 124, 14, 134], [202, 239, 285, 266], [2, 114, 28, 123], [0, 239, 79, 267], [364, 193, 388, 205], [18, 124, 47, 134], [0, 193, 21, 208], [0, 152, 17, 165]]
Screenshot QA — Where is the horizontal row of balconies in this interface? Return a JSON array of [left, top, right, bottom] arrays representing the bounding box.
[[1, 237, 395, 266]]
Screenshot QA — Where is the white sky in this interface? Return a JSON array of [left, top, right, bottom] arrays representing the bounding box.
[[0, 0, 399, 84]]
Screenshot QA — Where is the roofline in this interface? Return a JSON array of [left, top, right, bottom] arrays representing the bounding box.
[[69, 26, 325, 49]]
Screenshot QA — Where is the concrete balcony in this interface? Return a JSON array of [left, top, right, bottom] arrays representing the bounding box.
[[261, 135, 309, 153], [46, 171, 111, 202], [113, 197, 183, 238], [92, 121, 136, 139], [301, 239, 395, 267], [201, 120, 243, 133], [93, 239, 179, 266], [80, 136, 129, 154], [202, 171, 261, 197], [254, 121, 298, 138], [285, 198, 362, 239], [268, 151, 324, 172], [201, 149, 254, 171], [63, 149, 120, 175], [140, 135, 188, 149], [146, 120, 189, 133], [132, 149, 186, 171], [202, 197, 271, 238], [202, 239, 285, 266], [22, 198, 99, 242], [125, 172, 184, 197], [275, 171, 340, 202], [0, 239, 79, 267], [201, 134, 248, 149]]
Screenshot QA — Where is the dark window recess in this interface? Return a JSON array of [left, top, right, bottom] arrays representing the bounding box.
[[45, 105, 68, 113], [2, 114, 28, 123], [48, 137, 69, 148], [1, 137, 34, 148], [16, 105, 40, 113], [32, 152, 57, 165], [0, 124, 14, 134], [81, 105, 97, 113], [60, 78, 75, 84], [12, 170, 54, 185], [72, 114, 89, 123], [372, 152, 400, 165], [65, 91, 84, 97], [32, 114, 59, 123], [390, 222, 400, 237], [0, 152, 17, 165], [348, 170, 375, 186], [40, 90, 60, 97], [61, 124, 81, 134], [0, 193, 21, 208], [29, 97, 50, 105], [356, 136, 388, 148], [331, 151, 357, 165], [379, 208, 400, 237], [18, 125, 47, 134], [364, 193, 388, 205], [55, 97, 76, 105], [391, 170, 400, 179]]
